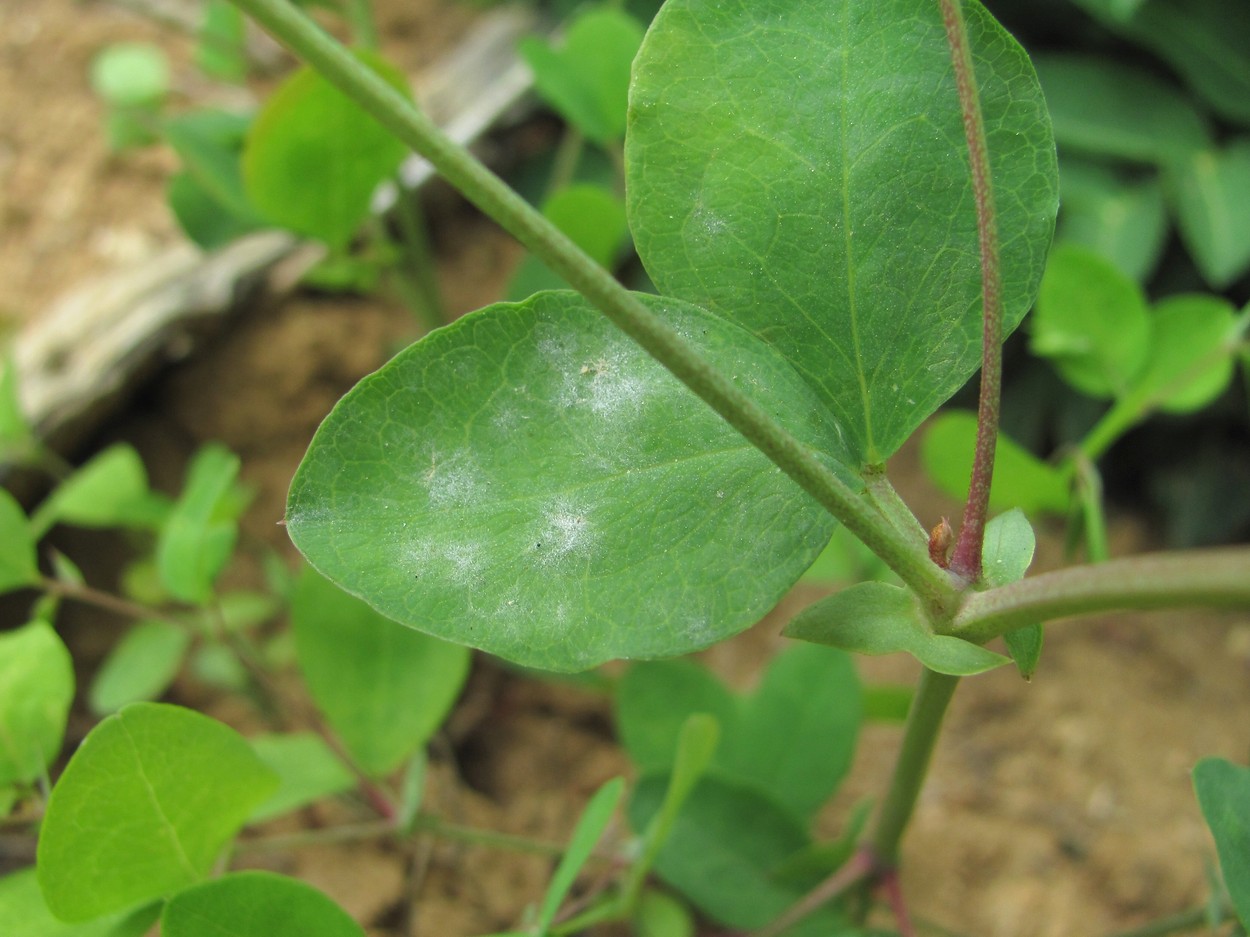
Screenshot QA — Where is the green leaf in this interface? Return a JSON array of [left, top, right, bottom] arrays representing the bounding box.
[[248, 733, 356, 822], [0, 488, 39, 595], [287, 291, 847, 671], [161, 871, 363, 937], [1057, 159, 1167, 282], [1130, 295, 1239, 413], [920, 411, 1070, 515], [1067, 0, 1147, 21], [1194, 757, 1250, 927], [0, 351, 34, 461], [1106, 0, 1250, 127], [164, 109, 260, 222], [786, 582, 1008, 676], [981, 509, 1040, 678], [243, 51, 410, 248], [1168, 140, 1250, 288], [634, 889, 695, 937], [519, 6, 644, 144], [627, 0, 1058, 464], [0, 868, 158, 937], [197, 0, 248, 82], [1031, 243, 1152, 399], [291, 567, 471, 776], [31, 444, 168, 537], [89, 44, 169, 108], [87, 621, 190, 715], [0, 621, 74, 787], [168, 171, 265, 250], [800, 525, 894, 586], [536, 777, 624, 932], [37, 703, 278, 922], [618, 644, 862, 820], [720, 643, 860, 818], [157, 443, 243, 604], [628, 774, 848, 932], [1033, 53, 1208, 165]]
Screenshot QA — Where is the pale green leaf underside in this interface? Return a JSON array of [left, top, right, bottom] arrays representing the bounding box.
[[786, 581, 1007, 676], [287, 291, 848, 671], [627, 0, 1057, 464]]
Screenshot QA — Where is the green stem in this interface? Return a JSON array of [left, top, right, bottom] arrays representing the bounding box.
[[940, 0, 1003, 583], [1098, 905, 1212, 937], [869, 668, 961, 866], [225, 0, 959, 613], [951, 547, 1250, 643]]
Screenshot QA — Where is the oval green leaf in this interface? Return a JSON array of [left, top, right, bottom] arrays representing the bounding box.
[[1194, 757, 1250, 927], [87, 621, 191, 715], [243, 51, 409, 248], [1168, 140, 1250, 289], [161, 871, 363, 937], [0, 867, 158, 937], [291, 566, 471, 776], [0, 488, 39, 595], [286, 291, 847, 671], [247, 733, 356, 823], [627, 0, 1058, 464], [37, 703, 278, 922], [0, 621, 74, 787]]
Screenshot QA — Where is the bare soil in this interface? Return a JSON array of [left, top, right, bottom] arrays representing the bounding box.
[[4, 3, 1249, 937]]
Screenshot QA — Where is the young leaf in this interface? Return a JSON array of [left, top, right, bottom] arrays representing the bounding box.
[[627, 0, 1058, 464], [37, 703, 278, 922], [30, 444, 167, 537], [634, 889, 695, 937], [89, 44, 169, 108], [196, 0, 248, 82], [1168, 140, 1250, 288], [785, 582, 1008, 676], [0, 488, 39, 595], [0, 621, 74, 787], [1033, 53, 1208, 164], [1057, 159, 1167, 282], [981, 509, 1041, 678], [87, 621, 191, 715], [921, 411, 1070, 515], [243, 51, 410, 248], [1194, 757, 1250, 927], [0, 867, 158, 937], [1129, 295, 1239, 413], [287, 291, 848, 671], [519, 6, 644, 145], [1031, 243, 1152, 399], [290, 567, 471, 777], [156, 443, 243, 605], [507, 184, 630, 300], [161, 871, 363, 937], [628, 774, 848, 932], [616, 660, 736, 774], [247, 733, 356, 822], [535, 777, 625, 932]]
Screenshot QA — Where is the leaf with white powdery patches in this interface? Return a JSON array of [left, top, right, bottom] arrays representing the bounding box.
[[287, 291, 850, 671]]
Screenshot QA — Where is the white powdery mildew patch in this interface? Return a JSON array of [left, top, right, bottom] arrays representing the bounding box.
[[558, 350, 651, 421], [406, 537, 485, 589], [530, 501, 596, 571], [421, 449, 481, 509]]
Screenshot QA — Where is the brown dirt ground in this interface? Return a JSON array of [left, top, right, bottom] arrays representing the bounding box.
[[4, 3, 1250, 937]]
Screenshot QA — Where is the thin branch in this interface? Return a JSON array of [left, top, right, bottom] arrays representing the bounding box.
[[940, 0, 1004, 583]]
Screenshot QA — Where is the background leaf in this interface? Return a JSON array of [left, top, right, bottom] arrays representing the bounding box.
[[161, 871, 363, 937], [243, 51, 409, 247], [248, 733, 356, 822], [0, 621, 74, 787], [87, 621, 190, 715], [1056, 159, 1167, 282], [1167, 140, 1250, 288], [1030, 243, 1151, 398], [37, 703, 277, 922], [1033, 53, 1208, 164], [627, 0, 1058, 464], [287, 291, 847, 671], [156, 443, 244, 605], [291, 567, 471, 776], [0, 488, 39, 595], [921, 411, 1069, 515], [1194, 757, 1250, 927], [31, 444, 168, 537], [519, 6, 644, 144]]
